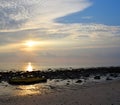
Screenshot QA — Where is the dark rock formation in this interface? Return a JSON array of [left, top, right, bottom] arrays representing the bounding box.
[[94, 76, 101, 80]]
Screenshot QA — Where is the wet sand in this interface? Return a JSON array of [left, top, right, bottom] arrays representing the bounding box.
[[0, 80, 120, 105]]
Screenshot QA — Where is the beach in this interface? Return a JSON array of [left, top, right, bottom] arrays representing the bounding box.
[[0, 79, 120, 105], [0, 67, 120, 105], [0, 0, 120, 104]]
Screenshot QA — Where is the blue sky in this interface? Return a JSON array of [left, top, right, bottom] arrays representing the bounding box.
[[56, 0, 120, 26], [0, 0, 120, 67]]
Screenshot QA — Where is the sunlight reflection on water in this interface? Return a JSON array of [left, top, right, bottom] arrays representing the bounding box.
[[0, 62, 79, 71], [0, 82, 50, 96], [0, 62, 46, 72], [26, 62, 33, 72], [15, 85, 40, 96], [0, 62, 80, 72], [14, 83, 51, 96]]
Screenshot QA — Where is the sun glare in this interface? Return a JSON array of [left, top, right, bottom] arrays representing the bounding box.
[[22, 39, 49, 51], [26, 40, 36, 47]]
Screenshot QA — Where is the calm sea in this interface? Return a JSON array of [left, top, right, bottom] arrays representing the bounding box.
[[0, 62, 80, 72]]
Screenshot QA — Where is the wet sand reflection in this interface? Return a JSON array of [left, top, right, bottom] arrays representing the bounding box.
[[14, 84, 50, 96]]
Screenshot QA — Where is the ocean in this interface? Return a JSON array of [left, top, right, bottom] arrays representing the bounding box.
[[0, 62, 80, 72]]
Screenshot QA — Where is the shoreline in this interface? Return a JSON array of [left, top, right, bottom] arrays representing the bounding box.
[[0, 79, 120, 105], [0, 67, 120, 105], [0, 66, 120, 82]]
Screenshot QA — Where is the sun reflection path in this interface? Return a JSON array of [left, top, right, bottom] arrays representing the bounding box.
[[16, 85, 39, 96], [27, 62, 33, 72], [14, 84, 49, 96]]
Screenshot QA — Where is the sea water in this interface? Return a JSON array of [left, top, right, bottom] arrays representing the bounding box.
[[0, 62, 80, 72]]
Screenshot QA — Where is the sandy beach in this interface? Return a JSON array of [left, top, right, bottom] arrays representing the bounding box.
[[0, 79, 120, 105]]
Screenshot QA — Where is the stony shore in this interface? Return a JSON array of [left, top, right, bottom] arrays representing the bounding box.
[[0, 66, 120, 83]]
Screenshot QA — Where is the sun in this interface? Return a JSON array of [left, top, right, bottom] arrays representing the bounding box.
[[21, 40, 41, 51], [25, 40, 36, 47]]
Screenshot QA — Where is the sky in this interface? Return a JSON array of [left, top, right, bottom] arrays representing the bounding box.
[[0, 0, 120, 67]]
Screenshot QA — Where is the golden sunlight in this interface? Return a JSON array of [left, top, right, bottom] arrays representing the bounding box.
[[21, 39, 54, 52], [22, 40, 39, 51], [15, 85, 40, 96], [27, 62, 33, 72], [25, 40, 36, 47]]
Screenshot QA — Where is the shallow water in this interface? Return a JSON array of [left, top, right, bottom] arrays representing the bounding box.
[[0, 62, 78, 72], [0, 79, 79, 97], [0, 81, 51, 97], [1, 76, 120, 97]]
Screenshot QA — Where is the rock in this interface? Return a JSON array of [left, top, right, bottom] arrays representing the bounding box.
[[76, 80, 82, 83], [67, 80, 70, 82], [8, 77, 47, 85], [110, 73, 118, 78], [94, 76, 101, 80], [66, 83, 70, 85], [54, 79, 60, 82], [84, 74, 89, 77], [49, 85, 56, 89], [106, 77, 112, 80]]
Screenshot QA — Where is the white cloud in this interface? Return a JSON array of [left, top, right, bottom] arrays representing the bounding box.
[[0, 0, 120, 55], [0, 0, 92, 31]]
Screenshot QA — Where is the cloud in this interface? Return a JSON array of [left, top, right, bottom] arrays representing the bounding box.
[[0, 0, 92, 31], [0, 23, 120, 50], [1, 0, 120, 44], [0, 0, 38, 30]]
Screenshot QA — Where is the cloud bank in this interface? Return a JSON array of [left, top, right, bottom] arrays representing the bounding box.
[[0, 0, 91, 31]]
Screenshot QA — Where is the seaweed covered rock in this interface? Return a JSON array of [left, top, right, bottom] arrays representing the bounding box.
[[8, 77, 47, 85]]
